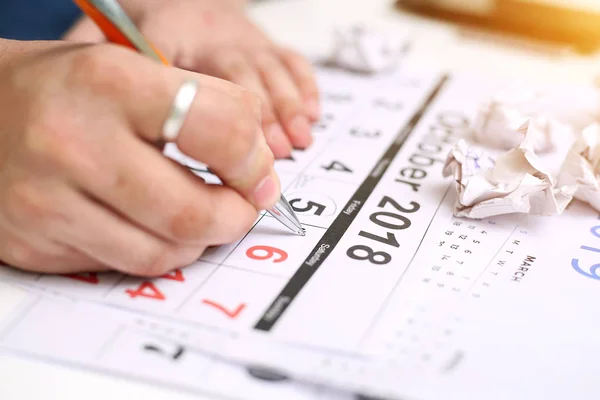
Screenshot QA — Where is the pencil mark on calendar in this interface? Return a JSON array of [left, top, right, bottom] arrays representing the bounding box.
[[442, 350, 465, 373], [143, 343, 185, 360], [355, 394, 392, 400], [254, 75, 451, 331], [467, 225, 520, 292], [95, 325, 125, 360], [246, 365, 290, 382], [0, 296, 40, 342]]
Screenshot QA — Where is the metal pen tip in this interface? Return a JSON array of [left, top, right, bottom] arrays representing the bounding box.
[[267, 194, 306, 236]]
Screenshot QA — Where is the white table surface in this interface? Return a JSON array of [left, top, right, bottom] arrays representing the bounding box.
[[1, 0, 599, 399]]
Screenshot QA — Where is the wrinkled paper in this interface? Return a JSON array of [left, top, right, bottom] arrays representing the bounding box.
[[326, 25, 409, 73], [473, 100, 567, 154], [472, 85, 599, 152], [443, 132, 574, 219], [556, 123, 600, 212]]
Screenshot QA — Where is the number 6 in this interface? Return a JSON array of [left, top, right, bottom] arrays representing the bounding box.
[[246, 246, 288, 263]]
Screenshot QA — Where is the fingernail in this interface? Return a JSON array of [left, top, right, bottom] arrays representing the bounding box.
[[305, 98, 321, 120], [252, 174, 280, 209], [289, 115, 313, 148]]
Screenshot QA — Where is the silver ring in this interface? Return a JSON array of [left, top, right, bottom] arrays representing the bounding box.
[[162, 79, 198, 142]]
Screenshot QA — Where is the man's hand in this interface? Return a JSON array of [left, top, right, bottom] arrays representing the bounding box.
[[0, 40, 278, 276], [64, 0, 320, 159]]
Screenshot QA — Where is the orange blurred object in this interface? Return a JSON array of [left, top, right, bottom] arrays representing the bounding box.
[[396, 0, 600, 53], [73, 0, 169, 64]]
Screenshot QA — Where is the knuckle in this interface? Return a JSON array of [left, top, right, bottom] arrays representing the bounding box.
[[134, 245, 174, 277], [261, 108, 277, 126], [240, 88, 262, 122], [23, 108, 83, 170], [68, 44, 136, 96], [219, 51, 251, 78], [229, 115, 258, 155], [3, 182, 45, 228], [273, 95, 303, 118], [4, 240, 39, 268], [280, 47, 313, 72], [279, 47, 301, 62], [240, 88, 261, 112], [253, 51, 278, 70], [169, 204, 214, 242]]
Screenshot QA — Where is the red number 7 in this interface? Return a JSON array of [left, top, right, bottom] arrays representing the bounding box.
[[201, 299, 246, 318]]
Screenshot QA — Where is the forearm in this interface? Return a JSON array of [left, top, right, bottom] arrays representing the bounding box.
[[0, 39, 69, 68], [107, 0, 250, 17], [0, 39, 8, 65]]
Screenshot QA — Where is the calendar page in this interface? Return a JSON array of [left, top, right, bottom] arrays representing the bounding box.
[[0, 282, 353, 400], [2, 66, 600, 400]]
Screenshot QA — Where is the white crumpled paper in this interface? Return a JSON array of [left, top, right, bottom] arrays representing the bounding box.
[[326, 25, 409, 73], [443, 131, 574, 219], [473, 100, 568, 154], [472, 85, 599, 152], [556, 123, 600, 212]]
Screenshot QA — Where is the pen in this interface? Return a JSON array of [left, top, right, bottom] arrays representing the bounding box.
[[73, 0, 306, 236]]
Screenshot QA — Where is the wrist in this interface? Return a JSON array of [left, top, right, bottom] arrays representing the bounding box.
[[0, 39, 41, 69], [0, 39, 74, 71], [0, 39, 8, 66]]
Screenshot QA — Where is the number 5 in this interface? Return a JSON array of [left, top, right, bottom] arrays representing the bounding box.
[[289, 198, 325, 216]]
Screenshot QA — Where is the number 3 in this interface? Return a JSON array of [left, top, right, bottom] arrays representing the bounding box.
[[246, 245, 288, 263]]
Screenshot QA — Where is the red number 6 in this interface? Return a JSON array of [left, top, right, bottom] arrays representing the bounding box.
[[246, 245, 288, 263]]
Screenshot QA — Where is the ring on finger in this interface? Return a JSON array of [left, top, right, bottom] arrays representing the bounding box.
[[162, 79, 199, 142]]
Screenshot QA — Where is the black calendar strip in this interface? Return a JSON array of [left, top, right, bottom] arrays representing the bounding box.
[[254, 75, 450, 331]]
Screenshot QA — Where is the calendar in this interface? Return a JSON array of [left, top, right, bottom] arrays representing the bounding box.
[[2, 66, 600, 400], [0, 283, 353, 400]]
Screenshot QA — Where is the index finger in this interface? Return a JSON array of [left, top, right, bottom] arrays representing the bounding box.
[[89, 45, 281, 211]]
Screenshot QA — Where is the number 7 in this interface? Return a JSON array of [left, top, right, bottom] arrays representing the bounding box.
[[201, 299, 246, 318]]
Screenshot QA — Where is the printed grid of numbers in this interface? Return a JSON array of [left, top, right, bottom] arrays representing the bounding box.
[[0, 67, 438, 333], [360, 188, 533, 370]]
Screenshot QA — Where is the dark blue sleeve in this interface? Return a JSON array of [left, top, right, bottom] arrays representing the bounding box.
[[0, 0, 82, 40]]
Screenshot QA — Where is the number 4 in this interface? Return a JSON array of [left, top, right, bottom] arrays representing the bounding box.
[[322, 160, 352, 173]]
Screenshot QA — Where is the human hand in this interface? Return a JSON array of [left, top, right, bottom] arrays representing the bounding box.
[[0, 41, 277, 276], [64, 0, 320, 159]]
